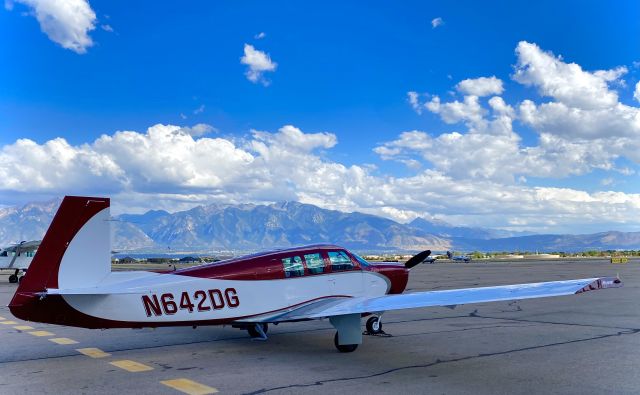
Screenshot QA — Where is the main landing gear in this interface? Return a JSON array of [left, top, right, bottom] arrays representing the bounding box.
[[333, 315, 383, 353], [247, 323, 268, 340], [8, 269, 22, 284], [334, 332, 358, 352]]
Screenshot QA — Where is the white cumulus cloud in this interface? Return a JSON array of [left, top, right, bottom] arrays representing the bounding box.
[[431, 17, 444, 28], [401, 41, 640, 183], [241, 44, 277, 86], [513, 41, 626, 110], [10, 0, 96, 54], [456, 76, 504, 97], [407, 91, 422, 114], [2, 122, 640, 233], [179, 123, 216, 137]]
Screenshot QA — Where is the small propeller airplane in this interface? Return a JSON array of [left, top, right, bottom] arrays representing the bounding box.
[[0, 240, 40, 283], [447, 251, 471, 262], [9, 196, 622, 352]]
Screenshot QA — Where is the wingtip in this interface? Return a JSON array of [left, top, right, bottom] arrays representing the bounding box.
[[575, 277, 623, 294]]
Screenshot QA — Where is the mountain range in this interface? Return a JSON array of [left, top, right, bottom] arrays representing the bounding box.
[[1, 198, 639, 253]]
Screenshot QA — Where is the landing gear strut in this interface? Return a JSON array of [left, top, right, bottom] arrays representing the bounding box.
[[247, 323, 268, 340]]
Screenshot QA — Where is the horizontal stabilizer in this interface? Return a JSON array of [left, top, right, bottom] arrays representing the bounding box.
[[46, 286, 145, 295]]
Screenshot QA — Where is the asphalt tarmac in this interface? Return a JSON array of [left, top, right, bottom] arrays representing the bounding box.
[[1, 259, 638, 394]]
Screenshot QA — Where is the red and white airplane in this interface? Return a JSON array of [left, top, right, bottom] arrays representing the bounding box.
[[9, 196, 622, 352]]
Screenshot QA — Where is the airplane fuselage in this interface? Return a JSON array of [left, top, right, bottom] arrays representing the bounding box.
[[11, 244, 409, 329]]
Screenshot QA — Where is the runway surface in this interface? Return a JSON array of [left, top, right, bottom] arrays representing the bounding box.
[[1, 259, 638, 394]]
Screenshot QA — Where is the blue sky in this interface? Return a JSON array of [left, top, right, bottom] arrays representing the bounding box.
[[1, 1, 639, 234]]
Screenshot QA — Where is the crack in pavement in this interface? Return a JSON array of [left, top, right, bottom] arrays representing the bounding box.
[[471, 313, 640, 331], [381, 312, 638, 332], [244, 328, 640, 394]]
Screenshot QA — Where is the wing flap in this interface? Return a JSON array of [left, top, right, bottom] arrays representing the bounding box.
[[235, 297, 350, 323]]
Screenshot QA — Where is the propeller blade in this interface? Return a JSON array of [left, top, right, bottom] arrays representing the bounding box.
[[405, 250, 432, 269]]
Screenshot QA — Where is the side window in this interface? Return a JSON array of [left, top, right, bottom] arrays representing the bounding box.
[[328, 251, 354, 272], [304, 253, 325, 275], [282, 256, 304, 278]]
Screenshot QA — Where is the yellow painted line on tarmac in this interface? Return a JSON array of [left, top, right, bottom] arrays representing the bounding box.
[[109, 360, 154, 372], [0, 320, 18, 325], [28, 330, 54, 337], [49, 337, 79, 345], [13, 325, 34, 330], [77, 347, 111, 358], [160, 379, 219, 395]]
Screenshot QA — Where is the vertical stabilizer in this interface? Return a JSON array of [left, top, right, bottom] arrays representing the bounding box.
[[13, 196, 111, 293]]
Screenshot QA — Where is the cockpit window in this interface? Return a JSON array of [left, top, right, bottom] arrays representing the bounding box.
[[328, 250, 355, 271], [304, 253, 325, 275], [282, 256, 304, 278]]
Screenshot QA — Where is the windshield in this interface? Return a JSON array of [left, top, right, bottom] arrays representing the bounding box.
[[351, 252, 370, 267]]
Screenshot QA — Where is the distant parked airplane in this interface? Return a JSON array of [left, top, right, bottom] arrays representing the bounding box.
[[9, 196, 621, 352], [0, 240, 40, 283], [447, 250, 471, 262]]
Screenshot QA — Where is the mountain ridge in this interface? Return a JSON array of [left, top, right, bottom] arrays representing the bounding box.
[[1, 198, 639, 253]]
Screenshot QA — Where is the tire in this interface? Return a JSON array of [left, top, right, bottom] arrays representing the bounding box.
[[365, 316, 382, 334], [18, 275, 24, 284], [247, 323, 268, 338], [334, 332, 358, 353], [8, 274, 18, 283]]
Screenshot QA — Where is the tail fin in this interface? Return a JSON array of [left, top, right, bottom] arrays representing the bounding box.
[[12, 196, 111, 293]]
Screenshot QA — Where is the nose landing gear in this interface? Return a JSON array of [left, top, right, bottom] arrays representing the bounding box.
[[365, 316, 384, 335]]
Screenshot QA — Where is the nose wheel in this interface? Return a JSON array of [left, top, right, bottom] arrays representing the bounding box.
[[365, 316, 384, 335]]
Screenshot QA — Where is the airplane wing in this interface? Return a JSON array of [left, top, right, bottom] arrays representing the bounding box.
[[4, 240, 41, 252], [237, 277, 621, 323]]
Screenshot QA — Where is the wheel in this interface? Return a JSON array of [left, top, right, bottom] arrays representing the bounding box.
[[8, 274, 18, 283], [18, 275, 24, 284], [247, 323, 268, 338], [366, 316, 383, 334], [334, 332, 358, 353]]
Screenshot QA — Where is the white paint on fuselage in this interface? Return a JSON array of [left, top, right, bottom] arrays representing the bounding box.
[[62, 270, 390, 324]]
